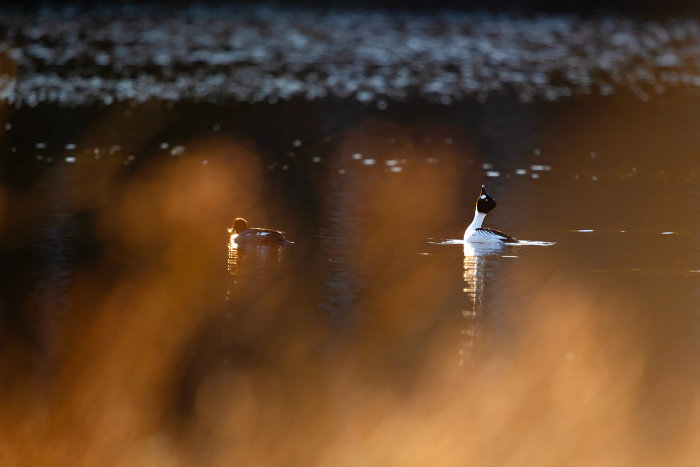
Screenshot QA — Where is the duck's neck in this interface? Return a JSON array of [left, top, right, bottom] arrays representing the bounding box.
[[464, 210, 486, 240]]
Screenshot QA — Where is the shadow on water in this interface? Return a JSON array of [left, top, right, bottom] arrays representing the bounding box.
[[0, 94, 698, 464]]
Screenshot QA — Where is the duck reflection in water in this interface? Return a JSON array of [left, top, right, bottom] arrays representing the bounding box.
[[225, 237, 286, 342], [227, 239, 285, 278], [460, 241, 509, 368]]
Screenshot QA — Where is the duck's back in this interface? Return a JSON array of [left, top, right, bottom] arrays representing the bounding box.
[[234, 228, 290, 245]]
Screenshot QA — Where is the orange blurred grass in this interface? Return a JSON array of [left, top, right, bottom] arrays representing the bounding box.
[[0, 118, 698, 466], [0, 134, 270, 466], [2, 251, 699, 465]]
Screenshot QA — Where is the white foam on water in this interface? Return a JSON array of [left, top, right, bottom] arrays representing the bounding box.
[[429, 239, 463, 245], [430, 238, 554, 247], [514, 240, 556, 246]]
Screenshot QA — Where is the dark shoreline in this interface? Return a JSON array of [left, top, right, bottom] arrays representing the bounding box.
[[1, 1, 700, 19], [1, 7, 700, 107]]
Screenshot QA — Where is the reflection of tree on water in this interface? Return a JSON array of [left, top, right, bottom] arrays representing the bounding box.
[[459, 242, 507, 368], [24, 169, 84, 362], [317, 171, 365, 328]]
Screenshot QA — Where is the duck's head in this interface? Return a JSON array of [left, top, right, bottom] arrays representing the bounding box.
[[476, 185, 497, 214], [229, 217, 248, 234]]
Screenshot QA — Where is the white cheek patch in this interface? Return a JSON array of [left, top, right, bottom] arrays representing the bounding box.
[[480, 195, 487, 199]]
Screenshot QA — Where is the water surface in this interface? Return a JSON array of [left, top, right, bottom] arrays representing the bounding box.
[[0, 94, 698, 464]]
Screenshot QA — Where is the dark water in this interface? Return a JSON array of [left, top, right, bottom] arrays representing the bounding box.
[[0, 92, 698, 463]]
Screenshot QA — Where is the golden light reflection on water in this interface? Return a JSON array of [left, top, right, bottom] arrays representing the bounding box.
[[228, 232, 238, 246], [459, 242, 506, 368], [226, 239, 239, 301], [227, 239, 286, 294], [461, 242, 481, 369]]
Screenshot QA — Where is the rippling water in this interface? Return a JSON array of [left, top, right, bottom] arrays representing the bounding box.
[[0, 7, 699, 465]]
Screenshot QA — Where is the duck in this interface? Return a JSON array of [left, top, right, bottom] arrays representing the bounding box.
[[228, 218, 292, 245], [463, 185, 518, 244]]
